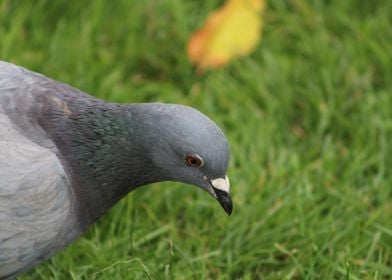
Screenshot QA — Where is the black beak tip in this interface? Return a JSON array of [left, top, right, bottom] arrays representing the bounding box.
[[213, 188, 233, 215], [223, 199, 233, 216]]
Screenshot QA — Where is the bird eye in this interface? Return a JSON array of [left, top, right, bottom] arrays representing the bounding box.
[[185, 154, 204, 167]]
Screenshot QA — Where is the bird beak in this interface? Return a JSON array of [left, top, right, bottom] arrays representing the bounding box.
[[210, 175, 233, 215]]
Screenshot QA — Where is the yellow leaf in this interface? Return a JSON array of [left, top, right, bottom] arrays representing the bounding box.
[[187, 0, 266, 70]]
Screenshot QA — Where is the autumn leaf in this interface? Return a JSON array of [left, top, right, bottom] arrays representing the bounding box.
[[187, 0, 266, 70]]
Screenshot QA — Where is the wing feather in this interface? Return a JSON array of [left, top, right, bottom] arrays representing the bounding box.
[[0, 71, 78, 278]]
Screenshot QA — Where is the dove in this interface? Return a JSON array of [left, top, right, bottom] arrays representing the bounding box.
[[0, 61, 231, 279]]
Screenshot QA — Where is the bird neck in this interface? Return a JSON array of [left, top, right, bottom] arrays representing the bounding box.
[[41, 96, 164, 229]]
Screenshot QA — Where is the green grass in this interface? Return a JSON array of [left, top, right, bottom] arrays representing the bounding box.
[[1, 0, 392, 279]]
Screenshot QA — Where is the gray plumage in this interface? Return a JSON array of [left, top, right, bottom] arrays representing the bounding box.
[[0, 61, 231, 279]]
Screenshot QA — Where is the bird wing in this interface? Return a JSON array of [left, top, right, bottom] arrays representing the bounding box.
[[0, 62, 77, 278]]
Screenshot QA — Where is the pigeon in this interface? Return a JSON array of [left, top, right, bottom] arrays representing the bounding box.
[[0, 61, 231, 279]]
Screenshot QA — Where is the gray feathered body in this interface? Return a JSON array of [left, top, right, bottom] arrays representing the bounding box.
[[0, 62, 157, 278], [0, 62, 80, 279]]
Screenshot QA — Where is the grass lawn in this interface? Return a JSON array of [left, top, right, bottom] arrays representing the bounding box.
[[1, 0, 391, 279]]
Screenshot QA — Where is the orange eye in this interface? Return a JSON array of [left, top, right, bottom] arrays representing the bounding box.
[[185, 154, 204, 167]]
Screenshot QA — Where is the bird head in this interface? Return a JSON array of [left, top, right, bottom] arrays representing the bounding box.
[[141, 104, 232, 215]]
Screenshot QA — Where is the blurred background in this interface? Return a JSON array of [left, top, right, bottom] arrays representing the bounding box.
[[1, 0, 391, 279]]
